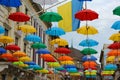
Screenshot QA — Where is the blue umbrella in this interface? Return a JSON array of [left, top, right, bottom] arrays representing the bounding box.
[[64, 65, 76, 69], [79, 0, 92, 1], [29, 65, 43, 70], [111, 20, 120, 30], [0, 48, 7, 54], [55, 67, 65, 71], [0, 0, 22, 7], [0, 25, 5, 34], [24, 34, 41, 42], [79, 39, 99, 47], [35, 49, 50, 54], [24, 61, 36, 65], [104, 64, 117, 71], [82, 55, 97, 61], [66, 68, 78, 73], [45, 27, 65, 36]]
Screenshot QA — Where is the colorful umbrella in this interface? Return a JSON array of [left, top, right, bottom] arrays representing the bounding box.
[[111, 20, 120, 30], [40, 54, 54, 59], [0, 48, 7, 54], [32, 65, 43, 70], [24, 61, 36, 65], [0, 25, 5, 34], [80, 48, 97, 54], [47, 62, 60, 68], [0, 0, 22, 7], [0, 36, 14, 44], [50, 38, 68, 46], [58, 56, 73, 61], [107, 50, 120, 56], [44, 57, 56, 62], [13, 61, 24, 66], [24, 34, 41, 42], [45, 27, 65, 36], [113, 6, 120, 16], [108, 42, 120, 49], [106, 56, 115, 63], [55, 67, 65, 71], [7, 57, 18, 62], [61, 61, 75, 65], [19, 56, 32, 62], [109, 32, 120, 41], [64, 65, 76, 69], [5, 44, 20, 51], [18, 25, 36, 34], [77, 25, 98, 35], [1, 53, 13, 59], [36, 49, 50, 54], [8, 12, 30, 22], [40, 12, 63, 22], [36, 69, 49, 74], [83, 61, 97, 68], [31, 42, 47, 49], [104, 64, 117, 71], [67, 68, 78, 73], [79, 39, 99, 47], [54, 47, 71, 54], [101, 71, 115, 76], [13, 51, 27, 57], [82, 55, 97, 61], [75, 9, 98, 21]]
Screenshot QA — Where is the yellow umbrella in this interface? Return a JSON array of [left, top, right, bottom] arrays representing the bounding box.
[[19, 63, 29, 68], [50, 38, 68, 46], [36, 69, 49, 74], [109, 32, 120, 41], [19, 56, 32, 62], [47, 62, 61, 68], [70, 72, 80, 76], [106, 56, 115, 63], [18, 25, 36, 34], [77, 25, 98, 35], [0, 36, 14, 44], [61, 61, 74, 65]]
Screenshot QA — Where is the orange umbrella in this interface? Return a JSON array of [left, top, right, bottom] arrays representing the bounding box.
[[58, 56, 73, 61], [44, 57, 56, 62], [40, 54, 54, 59], [13, 51, 27, 57], [107, 50, 120, 56], [83, 61, 97, 68], [1, 53, 13, 59]]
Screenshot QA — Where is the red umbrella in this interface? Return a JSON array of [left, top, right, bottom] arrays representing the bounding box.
[[84, 67, 97, 70], [75, 9, 98, 21], [54, 47, 71, 54], [108, 42, 120, 49], [8, 12, 30, 22], [7, 57, 18, 62], [5, 44, 20, 51], [44, 58, 56, 62]]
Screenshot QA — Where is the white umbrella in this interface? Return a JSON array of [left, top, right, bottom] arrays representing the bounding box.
[[33, 0, 58, 5]]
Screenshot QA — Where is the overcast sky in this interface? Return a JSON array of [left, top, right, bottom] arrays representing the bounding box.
[[56, 0, 120, 63]]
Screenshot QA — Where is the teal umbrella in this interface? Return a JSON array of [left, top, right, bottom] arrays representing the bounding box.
[[113, 6, 120, 16], [80, 48, 97, 54], [40, 12, 63, 22]]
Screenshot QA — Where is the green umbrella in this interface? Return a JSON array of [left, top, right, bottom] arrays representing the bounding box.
[[39, 12, 63, 22], [31, 42, 47, 49], [13, 61, 24, 66], [113, 6, 120, 16], [80, 48, 97, 55]]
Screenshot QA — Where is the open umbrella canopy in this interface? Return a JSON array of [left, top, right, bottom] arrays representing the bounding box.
[[24, 61, 36, 65], [0, 0, 22, 7], [36, 49, 50, 54], [104, 64, 117, 71], [7, 57, 18, 62], [79, 39, 99, 47], [106, 56, 115, 63], [19, 56, 32, 62], [108, 42, 120, 49], [107, 50, 120, 56], [55, 67, 65, 71], [77, 25, 98, 35], [54, 47, 71, 54], [30, 65, 43, 70], [58, 56, 73, 61], [111, 20, 120, 30], [36, 69, 49, 74], [83, 61, 97, 68], [24, 34, 41, 42], [101, 71, 115, 76], [0, 25, 5, 34], [82, 55, 97, 61], [0, 36, 14, 44], [45, 27, 65, 36], [75, 9, 98, 21], [80, 48, 97, 55], [8, 12, 30, 22], [64, 65, 76, 69], [113, 6, 120, 16], [13, 51, 27, 57], [47, 62, 60, 68], [1, 53, 13, 59], [5, 44, 20, 51], [18, 25, 36, 34], [13, 61, 24, 66], [0, 48, 7, 54], [40, 12, 63, 22], [31, 42, 47, 49], [67, 68, 78, 73], [50, 38, 68, 46], [109, 32, 120, 41], [61, 61, 75, 65], [40, 54, 54, 59], [44, 57, 56, 62]]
